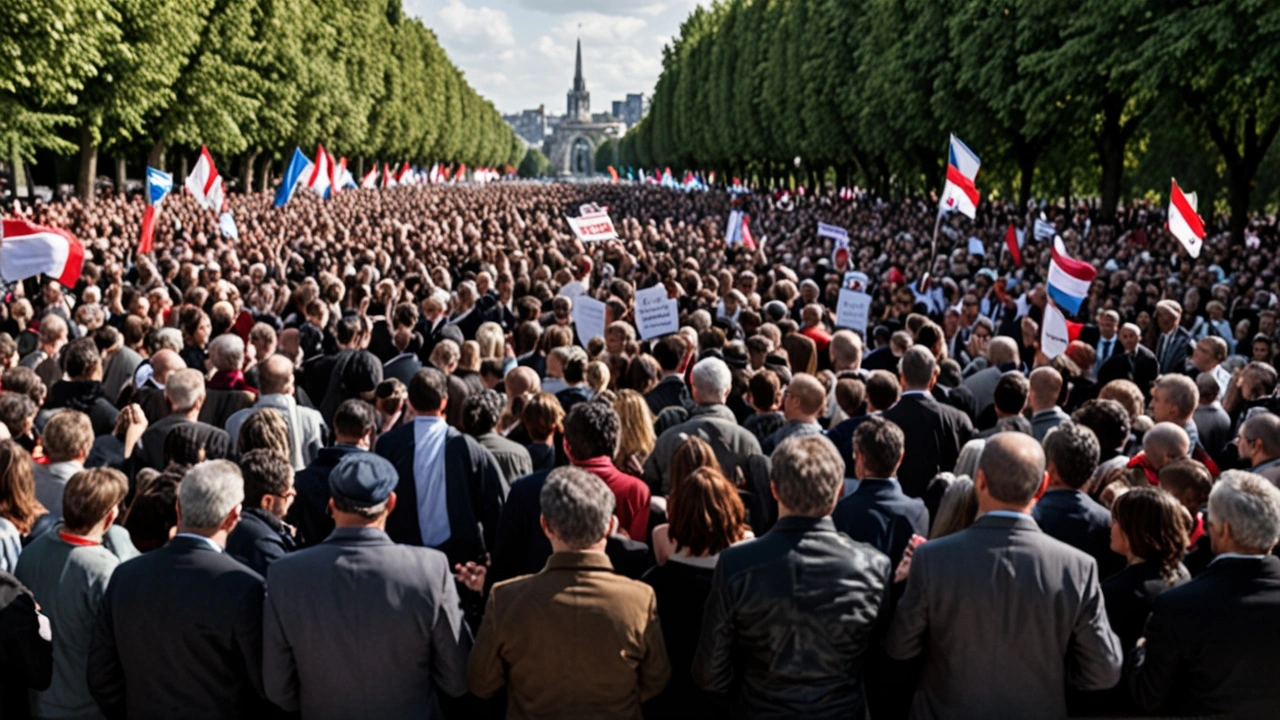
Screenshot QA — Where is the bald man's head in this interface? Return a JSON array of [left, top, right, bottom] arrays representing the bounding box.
[[978, 432, 1047, 506], [259, 355, 296, 396], [504, 366, 541, 399], [1028, 366, 1063, 412], [1143, 422, 1190, 469], [150, 349, 187, 385]]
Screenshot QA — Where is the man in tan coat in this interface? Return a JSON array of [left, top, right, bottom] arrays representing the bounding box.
[[467, 466, 669, 718]]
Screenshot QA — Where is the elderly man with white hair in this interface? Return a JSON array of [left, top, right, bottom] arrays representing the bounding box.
[[202, 334, 258, 429], [642, 357, 763, 494], [1131, 470, 1280, 716]]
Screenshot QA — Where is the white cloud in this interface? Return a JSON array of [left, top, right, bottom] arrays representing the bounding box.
[[514, 0, 665, 16], [552, 13, 647, 43], [435, 0, 516, 50]]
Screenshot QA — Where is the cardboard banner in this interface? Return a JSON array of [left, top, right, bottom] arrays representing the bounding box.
[[572, 295, 607, 346], [567, 213, 618, 242], [635, 284, 680, 340], [835, 289, 872, 335]]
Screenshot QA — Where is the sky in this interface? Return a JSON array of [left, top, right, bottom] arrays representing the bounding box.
[[401, 0, 709, 116]]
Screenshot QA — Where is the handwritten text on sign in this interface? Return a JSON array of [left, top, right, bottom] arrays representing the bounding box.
[[635, 285, 680, 340], [836, 289, 872, 335]]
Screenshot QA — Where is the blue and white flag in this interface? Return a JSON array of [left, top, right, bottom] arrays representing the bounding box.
[[146, 167, 173, 207], [1046, 237, 1097, 315], [1033, 215, 1057, 242], [218, 211, 239, 240], [274, 147, 311, 207], [818, 222, 849, 245]]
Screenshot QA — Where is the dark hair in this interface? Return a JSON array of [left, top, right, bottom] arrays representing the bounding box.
[[668, 467, 746, 557], [240, 449, 294, 508], [61, 337, 101, 379], [853, 416, 905, 477], [992, 372, 1030, 416], [748, 369, 780, 410], [652, 335, 689, 372], [333, 399, 377, 441], [122, 475, 180, 553], [462, 390, 505, 436], [0, 440, 42, 534], [834, 378, 867, 417], [562, 352, 587, 384], [163, 423, 207, 467], [408, 367, 449, 413], [1071, 399, 1131, 453], [1043, 422, 1100, 489], [335, 315, 362, 345], [93, 326, 121, 354], [1112, 487, 1191, 582], [865, 370, 901, 411], [562, 401, 619, 460], [521, 392, 564, 440], [1158, 459, 1212, 510]]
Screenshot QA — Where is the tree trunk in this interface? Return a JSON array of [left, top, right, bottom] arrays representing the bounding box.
[[259, 157, 272, 193], [10, 153, 28, 199], [355, 157, 365, 183], [178, 154, 189, 187], [77, 123, 98, 204], [1227, 160, 1254, 247], [148, 142, 165, 172], [113, 156, 127, 195], [240, 149, 259, 196], [1014, 139, 1039, 210], [1095, 95, 1127, 225]]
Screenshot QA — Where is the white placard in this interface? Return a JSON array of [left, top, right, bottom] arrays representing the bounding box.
[[967, 236, 984, 256], [557, 280, 586, 298], [818, 222, 849, 244], [566, 213, 618, 242], [635, 285, 680, 340], [835, 289, 872, 335], [572, 295, 607, 346]]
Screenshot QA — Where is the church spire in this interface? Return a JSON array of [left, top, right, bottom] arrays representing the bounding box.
[[573, 37, 586, 93], [567, 36, 590, 121]]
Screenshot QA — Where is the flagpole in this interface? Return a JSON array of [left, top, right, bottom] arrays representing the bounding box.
[[927, 208, 944, 285]]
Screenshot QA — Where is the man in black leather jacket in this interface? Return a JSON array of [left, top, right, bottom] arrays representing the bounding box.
[[692, 434, 891, 718]]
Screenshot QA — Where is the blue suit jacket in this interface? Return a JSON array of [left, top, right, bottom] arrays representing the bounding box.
[[1032, 489, 1123, 578], [831, 477, 928, 568]]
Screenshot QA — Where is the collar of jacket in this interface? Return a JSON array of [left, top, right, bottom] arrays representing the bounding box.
[[544, 551, 615, 572], [573, 455, 620, 475], [971, 512, 1040, 532], [326, 526, 393, 545], [243, 506, 287, 534], [689, 403, 736, 421], [771, 515, 837, 533]]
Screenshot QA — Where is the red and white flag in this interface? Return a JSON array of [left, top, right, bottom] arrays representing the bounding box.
[[306, 144, 334, 199], [938, 134, 981, 219], [361, 167, 378, 189], [0, 218, 85, 288], [383, 163, 397, 188], [185, 146, 224, 210], [1005, 223, 1024, 267], [1167, 178, 1204, 258]]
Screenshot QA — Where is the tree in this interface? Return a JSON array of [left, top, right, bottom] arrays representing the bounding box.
[[518, 147, 549, 178]]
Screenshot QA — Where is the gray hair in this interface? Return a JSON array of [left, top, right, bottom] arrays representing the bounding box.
[[1209, 470, 1280, 552], [690, 357, 732, 405], [165, 368, 206, 413], [1143, 422, 1190, 458], [208, 333, 246, 373], [1242, 413, 1280, 457], [1153, 374, 1198, 420], [986, 336, 1018, 366], [771, 435, 844, 516], [540, 467, 616, 549], [154, 327, 185, 352], [977, 432, 1046, 505], [178, 460, 244, 529], [899, 346, 937, 389], [955, 439, 986, 479]]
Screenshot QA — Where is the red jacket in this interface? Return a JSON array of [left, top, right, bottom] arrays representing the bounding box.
[[574, 456, 651, 543]]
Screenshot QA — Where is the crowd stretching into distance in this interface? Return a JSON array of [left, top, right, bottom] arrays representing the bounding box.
[[2, 181, 1280, 720]]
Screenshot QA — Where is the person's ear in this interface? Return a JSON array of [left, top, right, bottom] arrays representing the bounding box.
[[384, 491, 397, 515], [1034, 471, 1050, 501], [539, 514, 553, 541], [606, 515, 619, 538], [221, 504, 243, 532]]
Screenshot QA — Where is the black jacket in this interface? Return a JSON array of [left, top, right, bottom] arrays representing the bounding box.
[[0, 571, 52, 719], [377, 423, 507, 568], [645, 375, 691, 417], [641, 559, 722, 720], [226, 507, 297, 576], [692, 516, 891, 719], [880, 392, 973, 499], [289, 444, 366, 547], [832, 477, 928, 569], [1098, 346, 1159, 400], [1131, 555, 1280, 718], [88, 536, 269, 720], [135, 415, 231, 474], [37, 380, 119, 436], [1032, 488, 1125, 579]]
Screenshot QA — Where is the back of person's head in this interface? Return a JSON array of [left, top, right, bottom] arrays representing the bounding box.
[[829, 330, 862, 369], [62, 468, 128, 534], [854, 416, 905, 478], [208, 334, 246, 373], [1098, 379, 1144, 421], [0, 393, 37, 440], [258, 355, 294, 395], [992, 372, 1030, 416], [163, 423, 207, 467], [562, 400, 619, 460], [0, 440, 39, 533], [866, 370, 902, 411], [238, 408, 291, 457], [987, 336, 1018, 366], [1194, 373, 1220, 405], [521, 392, 565, 441], [333, 399, 377, 444], [1143, 422, 1190, 464], [178, 460, 244, 531], [899, 345, 936, 389], [977, 432, 1047, 506], [1071, 399, 1131, 453], [930, 474, 977, 539], [239, 449, 293, 509], [748, 369, 781, 411], [1153, 374, 1198, 421], [584, 361, 610, 394], [1111, 487, 1192, 580], [409, 367, 449, 413], [43, 410, 94, 463], [61, 338, 101, 380], [430, 339, 461, 371], [691, 357, 732, 405], [669, 467, 746, 557], [834, 378, 866, 418], [955, 438, 986, 478], [462, 390, 505, 436], [915, 323, 944, 359], [1028, 366, 1063, 406], [540, 466, 616, 549], [1209, 470, 1280, 554], [334, 315, 361, 346], [561, 347, 588, 384], [1158, 459, 1212, 511], [669, 436, 722, 494], [39, 313, 68, 345], [771, 435, 843, 517], [2, 367, 44, 408], [1043, 422, 1100, 490], [165, 368, 206, 414], [786, 373, 826, 417], [652, 334, 689, 373]]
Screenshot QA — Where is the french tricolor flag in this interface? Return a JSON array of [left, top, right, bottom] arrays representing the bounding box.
[[0, 218, 85, 288], [1047, 237, 1096, 316], [306, 145, 334, 199], [185, 146, 224, 211], [1167, 178, 1204, 258], [938, 134, 981, 219]]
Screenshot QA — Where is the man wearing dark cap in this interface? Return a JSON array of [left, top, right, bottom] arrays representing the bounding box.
[[263, 453, 474, 720]]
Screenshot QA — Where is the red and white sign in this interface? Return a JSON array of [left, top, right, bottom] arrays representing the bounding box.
[[567, 212, 618, 242]]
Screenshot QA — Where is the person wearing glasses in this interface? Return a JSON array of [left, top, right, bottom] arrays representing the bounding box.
[[226, 449, 299, 573]]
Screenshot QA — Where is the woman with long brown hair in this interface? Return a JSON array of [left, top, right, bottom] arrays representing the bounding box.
[[1103, 487, 1192, 654], [0, 439, 46, 571]]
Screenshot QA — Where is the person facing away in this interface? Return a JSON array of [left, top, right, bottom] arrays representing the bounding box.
[[1130, 470, 1280, 718], [289, 398, 377, 547], [467, 466, 670, 719], [831, 416, 928, 570], [693, 434, 891, 718], [15, 468, 128, 720], [88, 460, 271, 720], [1032, 421, 1124, 578], [885, 432, 1123, 720], [881, 346, 973, 499], [263, 453, 473, 720]]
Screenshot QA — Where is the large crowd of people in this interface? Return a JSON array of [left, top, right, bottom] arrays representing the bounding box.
[[1, 180, 1280, 719]]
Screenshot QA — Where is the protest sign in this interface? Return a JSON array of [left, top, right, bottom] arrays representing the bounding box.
[[967, 236, 984, 256], [635, 284, 680, 340], [572, 295, 607, 346], [566, 212, 618, 242], [818, 222, 849, 244], [835, 289, 872, 335]]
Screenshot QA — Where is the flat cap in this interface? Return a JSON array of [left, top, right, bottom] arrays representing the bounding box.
[[328, 452, 397, 506]]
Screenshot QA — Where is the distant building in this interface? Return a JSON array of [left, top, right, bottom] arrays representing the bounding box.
[[543, 39, 626, 176], [503, 106, 553, 147], [615, 94, 647, 128]]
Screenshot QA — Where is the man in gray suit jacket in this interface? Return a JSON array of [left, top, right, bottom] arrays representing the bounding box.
[[262, 453, 473, 720], [885, 432, 1122, 720]]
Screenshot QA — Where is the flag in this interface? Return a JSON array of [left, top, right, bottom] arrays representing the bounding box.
[[219, 211, 239, 240], [383, 163, 397, 188], [139, 167, 174, 254], [185, 146, 224, 210], [1168, 178, 1205, 258], [938, 134, 981, 219], [455, 164, 467, 181], [1033, 215, 1057, 242], [274, 147, 311, 207], [361, 167, 378, 189], [725, 210, 756, 250], [306, 145, 334, 199], [708, 171, 716, 186], [1005, 223, 1024, 267], [335, 157, 356, 190], [817, 222, 849, 244], [1041, 300, 1083, 359], [0, 218, 85, 288], [1047, 236, 1096, 315], [967, 237, 985, 256]]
